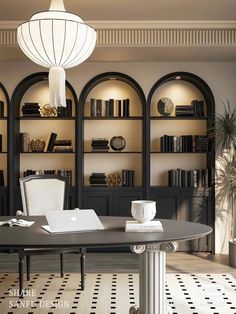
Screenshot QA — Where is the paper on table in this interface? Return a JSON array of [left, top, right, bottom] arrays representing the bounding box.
[[0, 218, 35, 227]]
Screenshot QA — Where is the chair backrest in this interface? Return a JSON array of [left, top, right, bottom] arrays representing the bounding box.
[[19, 175, 69, 216]]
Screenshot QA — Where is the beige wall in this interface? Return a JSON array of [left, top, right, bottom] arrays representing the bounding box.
[[1, 60, 236, 253]]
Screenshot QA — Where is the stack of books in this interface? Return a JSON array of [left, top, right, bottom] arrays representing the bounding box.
[[53, 140, 73, 152], [0, 101, 4, 117], [122, 170, 135, 187], [57, 99, 73, 117], [175, 100, 206, 117], [125, 220, 163, 232], [90, 98, 130, 118], [168, 168, 209, 187], [91, 138, 109, 152], [22, 102, 40, 117], [89, 173, 107, 186], [175, 105, 194, 116], [19, 132, 30, 152], [23, 169, 72, 185]]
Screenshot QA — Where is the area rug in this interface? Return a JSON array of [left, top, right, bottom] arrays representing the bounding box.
[[0, 273, 236, 314]]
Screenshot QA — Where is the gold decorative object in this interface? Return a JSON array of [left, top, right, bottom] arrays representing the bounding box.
[[39, 104, 57, 117], [107, 172, 121, 186], [30, 139, 46, 152]]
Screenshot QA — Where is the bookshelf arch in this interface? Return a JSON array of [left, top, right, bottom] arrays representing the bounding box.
[[146, 71, 215, 251], [0, 82, 10, 215], [78, 71, 147, 216], [9, 72, 79, 214]]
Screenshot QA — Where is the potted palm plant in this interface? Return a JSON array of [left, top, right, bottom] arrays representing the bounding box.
[[213, 102, 236, 266]]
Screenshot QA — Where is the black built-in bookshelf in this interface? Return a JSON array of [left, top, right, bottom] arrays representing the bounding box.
[[0, 82, 10, 215], [1, 71, 215, 252]]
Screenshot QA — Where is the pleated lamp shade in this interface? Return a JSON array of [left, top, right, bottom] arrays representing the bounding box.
[[17, 0, 96, 107]]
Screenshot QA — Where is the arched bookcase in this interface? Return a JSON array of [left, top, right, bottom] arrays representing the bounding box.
[[78, 72, 147, 216], [9, 72, 79, 214], [147, 71, 215, 251]]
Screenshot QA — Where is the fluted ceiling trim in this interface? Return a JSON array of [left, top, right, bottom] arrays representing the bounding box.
[[1, 20, 236, 47]]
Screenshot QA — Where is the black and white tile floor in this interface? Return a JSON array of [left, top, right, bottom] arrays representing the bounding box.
[[0, 273, 235, 314]]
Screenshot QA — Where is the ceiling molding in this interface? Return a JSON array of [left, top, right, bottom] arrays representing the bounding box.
[[1, 20, 236, 48]]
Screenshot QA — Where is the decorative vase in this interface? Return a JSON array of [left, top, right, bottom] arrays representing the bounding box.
[[30, 139, 46, 152]]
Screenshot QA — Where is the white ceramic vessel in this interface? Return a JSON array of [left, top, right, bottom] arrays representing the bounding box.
[[131, 200, 156, 223]]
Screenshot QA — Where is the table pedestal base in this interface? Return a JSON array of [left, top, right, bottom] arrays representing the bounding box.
[[130, 242, 177, 314]]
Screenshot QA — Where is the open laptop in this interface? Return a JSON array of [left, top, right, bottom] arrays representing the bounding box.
[[42, 209, 104, 233]]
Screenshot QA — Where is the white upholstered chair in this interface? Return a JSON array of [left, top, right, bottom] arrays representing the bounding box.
[[19, 175, 85, 295]]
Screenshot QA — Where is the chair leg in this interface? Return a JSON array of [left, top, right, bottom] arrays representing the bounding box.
[[18, 254, 24, 298], [60, 253, 64, 277], [26, 255, 31, 281], [80, 252, 85, 290]]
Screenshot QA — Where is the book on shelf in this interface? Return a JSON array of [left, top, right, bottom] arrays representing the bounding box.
[[22, 102, 40, 117], [123, 99, 130, 117], [54, 140, 72, 146], [19, 132, 30, 152], [90, 98, 96, 117], [118, 100, 122, 117], [89, 173, 107, 186], [0, 101, 4, 117], [57, 99, 73, 117], [0, 134, 2, 152], [91, 138, 109, 151], [53, 146, 73, 152], [0, 170, 4, 186], [160, 134, 209, 153], [175, 105, 194, 117], [108, 99, 114, 117], [96, 99, 102, 117], [105, 100, 109, 117], [125, 220, 163, 232], [122, 169, 134, 187], [191, 100, 205, 117], [46, 132, 57, 152], [168, 168, 210, 188]]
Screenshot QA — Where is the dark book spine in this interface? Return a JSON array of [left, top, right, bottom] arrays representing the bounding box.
[[66, 99, 72, 117], [104, 100, 109, 117], [127, 170, 134, 187], [54, 140, 72, 146], [122, 170, 128, 187], [90, 98, 96, 117], [163, 135, 168, 152], [0, 101, 4, 117], [0, 134, 2, 152], [123, 99, 127, 117], [160, 136, 164, 152], [96, 99, 102, 117], [168, 170, 173, 187], [118, 100, 122, 117], [125, 99, 130, 117], [109, 99, 114, 117], [47, 133, 57, 152]]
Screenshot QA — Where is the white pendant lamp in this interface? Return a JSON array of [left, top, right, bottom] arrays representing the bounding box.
[[17, 0, 96, 107]]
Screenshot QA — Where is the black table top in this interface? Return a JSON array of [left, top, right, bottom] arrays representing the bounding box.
[[0, 216, 212, 249]]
